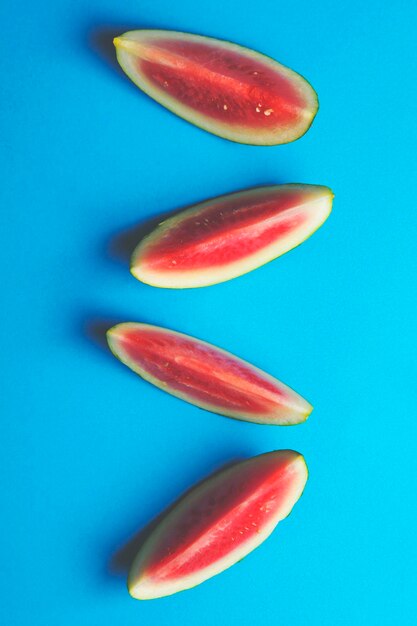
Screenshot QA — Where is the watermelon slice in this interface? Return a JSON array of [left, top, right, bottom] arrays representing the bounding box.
[[128, 449, 308, 599], [113, 30, 318, 145], [131, 184, 333, 288], [107, 322, 312, 425]]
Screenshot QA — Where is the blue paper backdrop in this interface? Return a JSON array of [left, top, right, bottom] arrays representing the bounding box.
[[1, 0, 416, 624]]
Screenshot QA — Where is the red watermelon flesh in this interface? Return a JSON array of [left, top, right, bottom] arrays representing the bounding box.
[[131, 184, 333, 288], [107, 323, 312, 425], [113, 30, 318, 145], [128, 450, 308, 599]]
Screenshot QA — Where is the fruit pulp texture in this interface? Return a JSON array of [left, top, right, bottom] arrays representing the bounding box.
[[141, 188, 308, 272], [116, 326, 287, 415], [145, 453, 301, 581], [138, 38, 306, 128]]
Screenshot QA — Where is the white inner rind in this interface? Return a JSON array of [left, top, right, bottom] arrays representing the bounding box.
[[128, 452, 308, 600], [131, 185, 333, 289], [107, 323, 312, 425], [114, 30, 318, 145]]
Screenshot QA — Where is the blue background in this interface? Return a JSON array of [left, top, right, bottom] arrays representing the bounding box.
[[1, 0, 417, 624]]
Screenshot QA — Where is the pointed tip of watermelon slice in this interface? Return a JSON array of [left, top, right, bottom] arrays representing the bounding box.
[[106, 322, 138, 359], [113, 35, 140, 54], [106, 323, 122, 354], [291, 401, 313, 425], [127, 576, 160, 601]]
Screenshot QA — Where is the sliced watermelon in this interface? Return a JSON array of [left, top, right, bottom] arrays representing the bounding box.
[[131, 184, 333, 288], [128, 450, 308, 599], [107, 322, 312, 425], [113, 30, 318, 145]]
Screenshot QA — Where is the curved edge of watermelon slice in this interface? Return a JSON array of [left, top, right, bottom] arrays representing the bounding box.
[[106, 322, 313, 426], [113, 29, 318, 146], [130, 184, 334, 289], [127, 450, 308, 600]]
